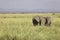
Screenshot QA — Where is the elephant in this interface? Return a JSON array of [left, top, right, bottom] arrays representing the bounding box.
[[39, 16, 46, 26], [45, 17, 51, 26], [32, 16, 45, 26], [32, 16, 40, 26]]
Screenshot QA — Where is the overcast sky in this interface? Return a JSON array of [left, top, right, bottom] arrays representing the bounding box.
[[0, 0, 60, 12]]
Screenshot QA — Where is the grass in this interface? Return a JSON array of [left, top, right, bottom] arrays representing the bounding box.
[[0, 13, 60, 40]]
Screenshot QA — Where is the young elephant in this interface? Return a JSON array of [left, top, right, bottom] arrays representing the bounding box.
[[45, 17, 51, 26]]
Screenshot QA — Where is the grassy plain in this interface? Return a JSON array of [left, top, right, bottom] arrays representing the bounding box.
[[0, 13, 60, 40]]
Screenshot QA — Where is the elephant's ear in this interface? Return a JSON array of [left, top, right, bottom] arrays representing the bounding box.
[[32, 17, 38, 26]]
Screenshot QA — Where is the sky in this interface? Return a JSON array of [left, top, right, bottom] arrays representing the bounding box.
[[0, 0, 60, 12]]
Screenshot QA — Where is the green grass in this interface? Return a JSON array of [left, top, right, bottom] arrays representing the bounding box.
[[0, 13, 60, 40]]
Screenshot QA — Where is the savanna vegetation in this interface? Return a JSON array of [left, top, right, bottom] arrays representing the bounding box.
[[0, 13, 60, 40]]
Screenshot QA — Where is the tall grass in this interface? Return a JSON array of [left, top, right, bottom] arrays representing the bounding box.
[[0, 13, 60, 40]]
